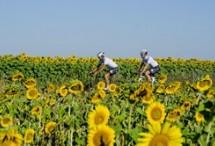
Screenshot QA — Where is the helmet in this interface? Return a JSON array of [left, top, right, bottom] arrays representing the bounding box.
[[97, 52, 105, 58], [140, 49, 148, 55]]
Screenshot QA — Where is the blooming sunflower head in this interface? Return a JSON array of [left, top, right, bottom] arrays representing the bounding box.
[[113, 86, 122, 96], [0, 129, 23, 146], [195, 112, 204, 124], [182, 101, 192, 111], [165, 81, 181, 94], [47, 83, 56, 93], [68, 80, 84, 95], [88, 105, 110, 129], [136, 83, 153, 99], [87, 125, 115, 146], [166, 108, 182, 123], [156, 84, 166, 94], [24, 128, 35, 144], [146, 102, 166, 124], [140, 95, 154, 104], [129, 94, 138, 101], [12, 72, 24, 82], [57, 85, 68, 97], [136, 122, 184, 146], [96, 81, 106, 90], [48, 97, 57, 106], [31, 106, 42, 118], [109, 84, 117, 93], [91, 90, 106, 104], [24, 78, 37, 89], [158, 74, 168, 84], [4, 88, 18, 97], [45, 121, 57, 135], [26, 88, 40, 100], [0, 115, 13, 128], [206, 88, 215, 99], [196, 75, 213, 92]]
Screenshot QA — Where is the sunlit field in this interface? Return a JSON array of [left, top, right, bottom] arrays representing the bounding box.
[[0, 54, 215, 146]]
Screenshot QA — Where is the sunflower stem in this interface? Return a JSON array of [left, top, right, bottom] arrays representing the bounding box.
[[206, 121, 213, 144], [70, 128, 74, 146], [69, 105, 71, 116], [69, 96, 74, 146], [121, 132, 125, 146], [128, 102, 135, 130], [195, 95, 201, 105]]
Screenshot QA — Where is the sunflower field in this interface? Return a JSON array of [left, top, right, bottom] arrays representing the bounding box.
[[0, 54, 215, 146]]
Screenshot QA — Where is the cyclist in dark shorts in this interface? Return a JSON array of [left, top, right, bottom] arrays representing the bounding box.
[[90, 52, 118, 90], [138, 49, 160, 84]]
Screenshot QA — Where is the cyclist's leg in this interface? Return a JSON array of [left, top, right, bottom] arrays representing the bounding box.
[[145, 70, 152, 82], [109, 68, 117, 82], [104, 72, 110, 89]]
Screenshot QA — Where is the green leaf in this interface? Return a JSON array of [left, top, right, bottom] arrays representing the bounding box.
[[197, 103, 205, 112], [212, 139, 215, 146], [127, 127, 142, 141], [198, 134, 207, 146]]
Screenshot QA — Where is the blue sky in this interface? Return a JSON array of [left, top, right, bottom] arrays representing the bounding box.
[[0, 0, 214, 59]]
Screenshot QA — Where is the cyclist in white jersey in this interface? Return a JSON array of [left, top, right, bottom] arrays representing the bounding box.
[[90, 52, 118, 90], [138, 49, 160, 83]]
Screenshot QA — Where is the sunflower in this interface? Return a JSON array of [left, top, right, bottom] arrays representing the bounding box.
[[195, 112, 204, 124], [31, 106, 42, 118], [57, 85, 68, 97], [88, 105, 110, 129], [49, 97, 57, 106], [129, 94, 138, 101], [0, 116, 13, 128], [0, 129, 23, 146], [165, 81, 181, 94], [45, 121, 57, 135], [91, 90, 106, 104], [24, 128, 35, 144], [108, 84, 117, 93], [156, 84, 166, 94], [47, 83, 56, 93], [196, 75, 213, 92], [158, 74, 168, 84], [166, 108, 182, 122], [141, 95, 154, 104], [87, 125, 115, 146], [26, 88, 40, 100], [4, 89, 18, 97], [181, 101, 191, 111], [146, 102, 166, 124], [112, 85, 122, 97], [12, 72, 24, 81], [137, 84, 154, 104], [136, 122, 183, 146], [206, 88, 215, 99], [68, 80, 84, 95], [91, 96, 101, 104], [24, 78, 37, 89], [96, 81, 106, 90], [136, 84, 153, 99]]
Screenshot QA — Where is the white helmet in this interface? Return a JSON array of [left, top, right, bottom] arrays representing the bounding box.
[[97, 52, 105, 58], [140, 49, 148, 55]]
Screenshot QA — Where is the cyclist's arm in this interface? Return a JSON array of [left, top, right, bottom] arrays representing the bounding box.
[[93, 64, 106, 75], [141, 63, 149, 74], [138, 62, 144, 73], [91, 61, 103, 74]]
